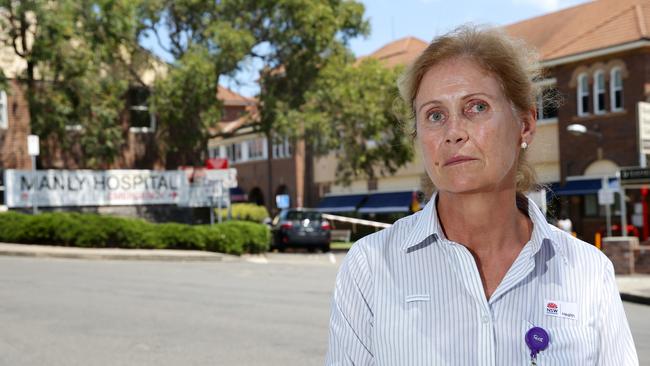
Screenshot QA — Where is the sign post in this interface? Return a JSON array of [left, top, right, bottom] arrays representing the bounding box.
[[599, 177, 613, 237], [27, 135, 39, 214], [638, 102, 650, 167]]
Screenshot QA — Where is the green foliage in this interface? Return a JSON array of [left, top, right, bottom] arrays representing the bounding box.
[[283, 57, 414, 185], [0, 212, 270, 255], [219, 220, 270, 254], [141, 0, 368, 167], [0, 69, 6, 91], [217, 203, 269, 223], [0, 0, 154, 168], [0, 0, 375, 179]]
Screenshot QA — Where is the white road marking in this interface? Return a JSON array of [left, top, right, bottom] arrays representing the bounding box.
[[328, 253, 337, 264], [244, 255, 269, 264]]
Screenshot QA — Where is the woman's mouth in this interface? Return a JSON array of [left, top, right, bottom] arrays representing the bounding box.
[[444, 155, 477, 167]]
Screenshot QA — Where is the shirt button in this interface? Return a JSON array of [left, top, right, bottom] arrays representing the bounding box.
[[482, 315, 490, 324]]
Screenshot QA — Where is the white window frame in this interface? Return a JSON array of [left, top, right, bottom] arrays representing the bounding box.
[[577, 73, 590, 116], [0, 90, 7, 129], [247, 137, 267, 161], [128, 88, 156, 133], [593, 70, 606, 114], [610, 67, 623, 112], [226, 143, 243, 163], [208, 146, 220, 159], [272, 137, 292, 159]]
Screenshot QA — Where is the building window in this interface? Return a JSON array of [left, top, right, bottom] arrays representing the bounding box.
[[208, 146, 221, 158], [583, 194, 621, 217], [272, 137, 292, 159], [536, 87, 559, 121], [610, 68, 623, 111], [593, 71, 606, 114], [577, 73, 589, 116], [247, 137, 267, 160], [0, 90, 7, 129], [226, 143, 242, 163], [128, 87, 155, 133]]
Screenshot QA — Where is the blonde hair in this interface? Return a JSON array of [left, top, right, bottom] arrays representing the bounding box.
[[398, 24, 541, 193]]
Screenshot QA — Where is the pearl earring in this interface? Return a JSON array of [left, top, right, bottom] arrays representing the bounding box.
[[521, 141, 528, 149]]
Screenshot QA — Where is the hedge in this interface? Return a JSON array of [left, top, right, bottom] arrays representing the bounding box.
[[0, 211, 270, 255], [216, 203, 270, 223]]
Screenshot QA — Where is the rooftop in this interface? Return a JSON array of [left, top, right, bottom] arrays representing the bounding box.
[[504, 0, 650, 61]]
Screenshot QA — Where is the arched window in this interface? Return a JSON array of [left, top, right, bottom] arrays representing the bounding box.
[[593, 71, 606, 114], [577, 73, 589, 116], [610, 67, 623, 111], [0, 90, 7, 129]]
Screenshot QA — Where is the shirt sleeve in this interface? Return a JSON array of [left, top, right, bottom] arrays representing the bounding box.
[[325, 242, 374, 366], [597, 260, 639, 366]]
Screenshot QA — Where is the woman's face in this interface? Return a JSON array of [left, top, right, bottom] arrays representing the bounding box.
[[414, 57, 535, 194]]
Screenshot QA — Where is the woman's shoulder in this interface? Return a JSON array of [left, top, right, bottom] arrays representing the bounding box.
[[543, 222, 612, 270], [351, 208, 427, 251]]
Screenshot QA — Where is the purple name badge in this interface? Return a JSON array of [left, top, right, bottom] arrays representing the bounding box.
[[525, 326, 549, 359]]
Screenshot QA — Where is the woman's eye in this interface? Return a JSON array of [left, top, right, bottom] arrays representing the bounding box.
[[467, 101, 489, 114], [427, 111, 445, 122]]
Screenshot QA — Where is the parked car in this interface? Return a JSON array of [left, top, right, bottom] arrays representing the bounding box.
[[271, 209, 331, 252]]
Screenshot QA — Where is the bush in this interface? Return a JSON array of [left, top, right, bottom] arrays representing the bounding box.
[[219, 221, 270, 254], [0, 211, 270, 255], [0, 211, 29, 243], [217, 203, 269, 223], [155, 223, 206, 251]]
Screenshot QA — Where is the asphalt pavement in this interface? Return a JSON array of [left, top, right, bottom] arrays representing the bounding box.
[[0, 246, 647, 365]]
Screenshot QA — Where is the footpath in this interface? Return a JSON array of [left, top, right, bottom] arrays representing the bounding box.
[[0, 242, 234, 262], [0, 242, 649, 305]]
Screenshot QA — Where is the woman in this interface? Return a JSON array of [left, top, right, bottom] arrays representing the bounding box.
[[325, 25, 638, 365]]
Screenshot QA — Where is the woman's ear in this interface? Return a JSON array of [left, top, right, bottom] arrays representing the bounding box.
[[520, 107, 537, 144]]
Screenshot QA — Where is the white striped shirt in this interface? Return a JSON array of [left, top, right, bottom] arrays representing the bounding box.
[[325, 193, 638, 365]]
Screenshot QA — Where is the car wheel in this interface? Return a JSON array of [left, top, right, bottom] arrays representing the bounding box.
[[321, 243, 330, 253]]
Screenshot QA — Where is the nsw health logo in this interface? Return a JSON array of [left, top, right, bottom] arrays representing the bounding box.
[[546, 302, 559, 315]]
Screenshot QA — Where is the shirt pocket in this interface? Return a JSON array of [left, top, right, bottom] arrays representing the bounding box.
[[534, 325, 599, 365]]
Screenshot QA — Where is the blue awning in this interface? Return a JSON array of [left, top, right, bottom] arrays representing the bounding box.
[[548, 178, 618, 196], [357, 191, 414, 214], [316, 194, 367, 213]]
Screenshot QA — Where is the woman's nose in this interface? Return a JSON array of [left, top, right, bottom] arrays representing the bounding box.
[[444, 114, 469, 144]]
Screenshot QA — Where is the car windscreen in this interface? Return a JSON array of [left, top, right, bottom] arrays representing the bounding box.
[[285, 211, 321, 221]]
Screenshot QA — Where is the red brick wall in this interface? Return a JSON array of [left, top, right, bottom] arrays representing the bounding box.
[[552, 50, 649, 178]]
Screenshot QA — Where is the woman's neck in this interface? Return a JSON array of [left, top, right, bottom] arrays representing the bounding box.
[[436, 188, 532, 255]]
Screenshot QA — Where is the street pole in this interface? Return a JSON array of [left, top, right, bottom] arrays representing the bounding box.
[[603, 176, 612, 237], [209, 195, 215, 226], [31, 155, 37, 214], [620, 187, 628, 236], [217, 180, 223, 224]]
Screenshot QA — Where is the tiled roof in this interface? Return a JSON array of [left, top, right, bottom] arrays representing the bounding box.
[[211, 104, 259, 136], [217, 86, 256, 106], [504, 0, 650, 61], [357, 36, 428, 67]]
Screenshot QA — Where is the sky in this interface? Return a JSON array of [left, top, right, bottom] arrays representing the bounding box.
[[140, 0, 591, 98]]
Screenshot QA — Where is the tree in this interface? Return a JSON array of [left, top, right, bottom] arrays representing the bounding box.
[[140, 0, 255, 168], [142, 0, 369, 205], [282, 56, 414, 186], [0, 0, 148, 168], [242, 0, 369, 207]]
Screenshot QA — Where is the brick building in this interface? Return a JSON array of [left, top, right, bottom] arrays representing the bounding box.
[[207, 90, 312, 216], [505, 0, 650, 243]]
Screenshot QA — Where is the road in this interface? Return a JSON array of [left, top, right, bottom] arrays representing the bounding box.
[[0, 253, 647, 365]]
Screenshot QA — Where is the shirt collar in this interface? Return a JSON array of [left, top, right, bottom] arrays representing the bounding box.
[[400, 191, 566, 261]]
